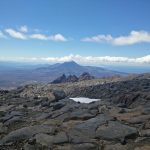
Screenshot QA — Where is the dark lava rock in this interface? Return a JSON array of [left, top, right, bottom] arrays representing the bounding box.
[[68, 114, 114, 143], [66, 75, 78, 83], [4, 116, 23, 126], [71, 143, 98, 150], [53, 132, 68, 144], [68, 78, 150, 108], [95, 121, 138, 142], [52, 103, 66, 110], [23, 132, 68, 149], [0, 123, 8, 134], [52, 90, 66, 101], [24, 143, 37, 150], [104, 143, 128, 150], [40, 101, 50, 107], [0, 125, 57, 145], [1, 73, 150, 149], [117, 103, 127, 108], [55, 143, 98, 150], [51, 74, 78, 84], [51, 74, 67, 84], [78, 72, 95, 81], [1, 111, 24, 124], [51, 72, 95, 84], [139, 129, 150, 137]]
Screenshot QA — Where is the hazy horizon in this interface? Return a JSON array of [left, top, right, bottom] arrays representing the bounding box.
[[0, 60, 149, 74]]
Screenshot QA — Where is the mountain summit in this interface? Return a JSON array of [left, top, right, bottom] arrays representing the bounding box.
[[35, 61, 126, 80], [0, 61, 126, 88], [61, 61, 80, 67]]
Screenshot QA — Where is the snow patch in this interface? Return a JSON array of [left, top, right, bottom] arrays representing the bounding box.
[[70, 97, 100, 103]]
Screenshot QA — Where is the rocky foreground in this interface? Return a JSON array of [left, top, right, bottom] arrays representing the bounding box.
[[0, 74, 150, 150]]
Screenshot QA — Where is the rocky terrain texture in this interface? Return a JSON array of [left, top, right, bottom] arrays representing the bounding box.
[[51, 72, 95, 84], [0, 73, 150, 150]]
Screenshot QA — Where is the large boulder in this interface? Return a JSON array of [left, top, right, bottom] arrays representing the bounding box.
[[68, 114, 114, 143], [0, 125, 57, 145], [52, 90, 66, 101], [95, 121, 138, 142], [24, 132, 68, 148]]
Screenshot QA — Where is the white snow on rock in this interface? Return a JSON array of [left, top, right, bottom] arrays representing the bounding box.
[[70, 97, 100, 103]]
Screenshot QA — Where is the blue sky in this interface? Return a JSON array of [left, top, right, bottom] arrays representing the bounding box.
[[0, 0, 150, 65]]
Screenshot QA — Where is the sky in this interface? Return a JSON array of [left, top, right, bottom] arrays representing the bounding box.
[[0, 0, 150, 65]]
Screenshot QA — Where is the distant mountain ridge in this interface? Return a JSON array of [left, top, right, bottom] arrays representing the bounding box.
[[0, 61, 126, 89], [36, 61, 126, 78]]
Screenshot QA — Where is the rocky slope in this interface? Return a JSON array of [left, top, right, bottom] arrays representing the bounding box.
[[0, 73, 150, 150]]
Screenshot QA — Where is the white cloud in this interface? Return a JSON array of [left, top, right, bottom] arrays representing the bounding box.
[[82, 30, 150, 46], [49, 34, 67, 41], [19, 25, 28, 33], [30, 34, 48, 40], [0, 31, 6, 38], [82, 34, 113, 43], [0, 55, 150, 64], [30, 33, 67, 41], [4, 26, 67, 42], [5, 28, 27, 40], [113, 31, 150, 45]]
